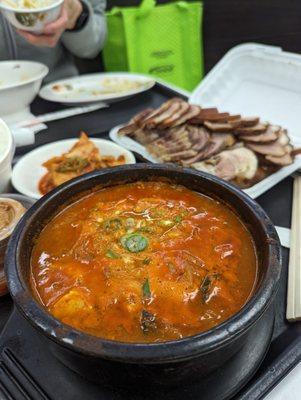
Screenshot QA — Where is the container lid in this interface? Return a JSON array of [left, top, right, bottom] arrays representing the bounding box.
[[189, 43, 301, 198]]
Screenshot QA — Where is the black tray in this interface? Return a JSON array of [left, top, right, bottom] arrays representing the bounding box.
[[1, 83, 300, 399]]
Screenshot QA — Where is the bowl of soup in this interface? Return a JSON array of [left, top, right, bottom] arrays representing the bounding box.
[[5, 164, 281, 389]]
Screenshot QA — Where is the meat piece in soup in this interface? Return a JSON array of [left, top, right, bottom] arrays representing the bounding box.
[[30, 182, 257, 342]]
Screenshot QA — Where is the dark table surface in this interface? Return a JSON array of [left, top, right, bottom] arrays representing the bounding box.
[[0, 86, 293, 336]]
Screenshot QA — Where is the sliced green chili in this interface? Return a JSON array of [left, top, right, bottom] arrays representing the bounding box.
[[120, 233, 148, 253]]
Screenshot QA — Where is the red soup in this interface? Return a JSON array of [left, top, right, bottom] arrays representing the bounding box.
[[31, 182, 258, 343]]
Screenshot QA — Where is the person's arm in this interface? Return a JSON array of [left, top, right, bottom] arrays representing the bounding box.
[[62, 0, 107, 58], [17, 0, 106, 57]]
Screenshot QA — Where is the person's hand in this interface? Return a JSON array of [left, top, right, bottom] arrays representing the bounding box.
[[17, 0, 83, 48]]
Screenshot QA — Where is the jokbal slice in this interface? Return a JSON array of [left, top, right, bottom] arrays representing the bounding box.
[[118, 98, 298, 188]]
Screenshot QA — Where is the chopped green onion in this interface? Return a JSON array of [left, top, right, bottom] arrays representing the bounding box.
[[125, 218, 135, 229], [143, 257, 151, 265], [142, 278, 151, 299], [120, 234, 148, 253], [103, 218, 122, 232], [159, 220, 174, 227], [174, 215, 182, 223], [137, 226, 153, 233], [105, 250, 119, 259], [167, 262, 176, 273]]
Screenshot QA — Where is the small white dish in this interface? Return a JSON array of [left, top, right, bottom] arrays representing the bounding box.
[[39, 72, 156, 105], [0, 0, 63, 33], [12, 138, 136, 199], [0, 61, 48, 120], [109, 124, 301, 199]]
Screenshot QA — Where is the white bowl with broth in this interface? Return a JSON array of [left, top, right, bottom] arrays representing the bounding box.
[[0, 0, 63, 33], [0, 119, 15, 193], [0, 61, 48, 121]]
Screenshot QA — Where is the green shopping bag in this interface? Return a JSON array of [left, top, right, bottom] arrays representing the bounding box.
[[103, 0, 204, 91]]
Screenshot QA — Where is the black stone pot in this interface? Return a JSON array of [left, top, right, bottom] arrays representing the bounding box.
[[5, 164, 281, 389]]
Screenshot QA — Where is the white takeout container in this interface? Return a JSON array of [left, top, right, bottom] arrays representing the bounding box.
[[0, 119, 15, 193], [0, 0, 63, 33], [0, 61, 48, 123], [111, 43, 301, 199], [190, 43, 301, 198]]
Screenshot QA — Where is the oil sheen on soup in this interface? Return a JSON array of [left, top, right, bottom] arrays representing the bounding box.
[[31, 182, 257, 343]]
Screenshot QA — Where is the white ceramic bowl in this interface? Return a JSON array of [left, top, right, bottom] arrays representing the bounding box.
[[0, 0, 63, 33], [0, 119, 15, 193], [0, 60, 48, 120], [12, 138, 136, 199]]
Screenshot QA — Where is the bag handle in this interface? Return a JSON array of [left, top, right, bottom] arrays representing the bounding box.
[[138, 0, 189, 16], [137, 0, 156, 17], [110, 0, 189, 17]]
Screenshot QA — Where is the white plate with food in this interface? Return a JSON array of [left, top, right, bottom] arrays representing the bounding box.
[[12, 134, 136, 199], [109, 98, 301, 199], [39, 73, 156, 105]]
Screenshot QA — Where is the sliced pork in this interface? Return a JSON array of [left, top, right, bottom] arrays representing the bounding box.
[[183, 134, 235, 164], [204, 120, 241, 132], [236, 123, 268, 135], [192, 147, 258, 181], [245, 130, 291, 157], [171, 105, 201, 127], [240, 125, 280, 143]]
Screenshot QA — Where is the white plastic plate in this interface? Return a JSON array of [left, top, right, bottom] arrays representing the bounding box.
[[189, 43, 301, 198], [39, 72, 155, 105], [12, 138, 136, 199]]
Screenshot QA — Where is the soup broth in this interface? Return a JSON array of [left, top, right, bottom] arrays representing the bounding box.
[[31, 182, 257, 343]]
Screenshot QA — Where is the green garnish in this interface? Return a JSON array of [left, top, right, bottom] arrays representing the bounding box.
[[125, 218, 135, 229], [167, 262, 176, 273], [143, 257, 151, 265], [174, 215, 182, 223], [103, 218, 122, 232], [200, 273, 220, 303], [15, 12, 38, 27], [56, 156, 89, 173], [137, 226, 153, 233], [120, 234, 148, 253], [142, 278, 151, 299], [105, 250, 119, 259]]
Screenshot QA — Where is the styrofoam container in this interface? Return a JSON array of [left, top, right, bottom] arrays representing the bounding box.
[[0, 119, 14, 193], [110, 44, 301, 198], [190, 43, 301, 198]]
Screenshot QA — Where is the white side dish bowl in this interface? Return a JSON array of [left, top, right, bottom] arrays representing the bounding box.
[[0, 0, 63, 33], [0, 61, 48, 121], [0, 119, 15, 193], [12, 138, 136, 199]]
